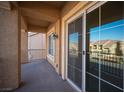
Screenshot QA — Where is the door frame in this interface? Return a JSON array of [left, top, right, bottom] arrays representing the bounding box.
[[65, 1, 107, 92], [65, 11, 84, 92]]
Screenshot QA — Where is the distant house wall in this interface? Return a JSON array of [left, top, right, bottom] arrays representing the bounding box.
[[28, 33, 46, 61]]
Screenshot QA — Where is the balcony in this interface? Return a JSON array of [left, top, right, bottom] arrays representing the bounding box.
[[0, 1, 124, 92]]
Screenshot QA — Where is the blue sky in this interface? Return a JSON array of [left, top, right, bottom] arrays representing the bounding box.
[[90, 19, 124, 42], [69, 32, 78, 43], [69, 19, 124, 43]]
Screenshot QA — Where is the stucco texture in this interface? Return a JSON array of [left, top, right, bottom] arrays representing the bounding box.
[[0, 8, 20, 91]]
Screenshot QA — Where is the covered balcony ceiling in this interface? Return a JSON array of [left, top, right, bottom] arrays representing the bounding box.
[[18, 1, 68, 32]]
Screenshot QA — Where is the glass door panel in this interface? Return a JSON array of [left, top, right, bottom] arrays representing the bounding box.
[[100, 2, 124, 91], [86, 2, 124, 92], [68, 17, 82, 89], [86, 8, 100, 91]]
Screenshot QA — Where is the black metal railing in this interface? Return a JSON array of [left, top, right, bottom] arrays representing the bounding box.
[[89, 51, 123, 78]]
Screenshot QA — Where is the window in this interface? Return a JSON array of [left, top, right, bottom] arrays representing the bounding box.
[[48, 33, 55, 56], [93, 45, 97, 49]]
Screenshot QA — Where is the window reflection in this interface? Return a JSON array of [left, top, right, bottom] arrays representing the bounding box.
[[86, 8, 100, 91], [68, 17, 82, 89], [48, 34, 55, 56], [86, 1, 124, 92], [69, 32, 78, 56], [90, 19, 124, 88]]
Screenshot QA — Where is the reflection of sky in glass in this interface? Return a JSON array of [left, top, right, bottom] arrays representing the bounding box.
[[69, 32, 78, 50], [90, 19, 124, 42], [69, 32, 78, 43]]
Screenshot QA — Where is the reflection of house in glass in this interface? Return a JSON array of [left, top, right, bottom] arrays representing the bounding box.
[[89, 19, 124, 64], [69, 42, 78, 56], [69, 33, 78, 56], [90, 40, 124, 65], [90, 40, 124, 54], [89, 19, 124, 79]]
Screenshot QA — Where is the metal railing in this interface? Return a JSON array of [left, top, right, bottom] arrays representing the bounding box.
[[89, 51, 123, 78]]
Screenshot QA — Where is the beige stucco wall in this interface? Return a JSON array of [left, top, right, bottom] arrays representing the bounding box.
[[47, 26, 56, 68], [46, 19, 61, 74], [21, 29, 28, 64], [0, 8, 20, 90], [28, 33, 46, 61], [28, 33, 46, 49]]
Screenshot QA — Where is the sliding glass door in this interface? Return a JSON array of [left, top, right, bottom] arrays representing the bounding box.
[[100, 2, 124, 91], [68, 17, 83, 90], [86, 7, 100, 92], [86, 1, 124, 92]]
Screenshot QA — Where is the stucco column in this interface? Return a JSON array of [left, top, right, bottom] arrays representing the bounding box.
[[21, 29, 28, 64], [0, 7, 20, 91]]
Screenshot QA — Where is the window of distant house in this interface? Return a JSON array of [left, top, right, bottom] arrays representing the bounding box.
[[48, 33, 55, 56], [93, 45, 97, 49]]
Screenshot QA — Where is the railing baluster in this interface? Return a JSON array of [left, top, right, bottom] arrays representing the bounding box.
[[90, 51, 123, 78]]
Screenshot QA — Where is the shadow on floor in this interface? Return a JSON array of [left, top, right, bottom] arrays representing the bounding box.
[[14, 59, 76, 92]]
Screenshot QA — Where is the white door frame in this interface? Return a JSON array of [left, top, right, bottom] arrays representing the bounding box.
[[64, 1, 107, 92], [65, 12, 84, 92]]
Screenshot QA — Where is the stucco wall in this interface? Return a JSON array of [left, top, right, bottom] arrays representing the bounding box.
[[28, 33, 46, 61], [0, 8, 20, 90], [46, 20, 61, 74], [21, 29, 28, 64], [47, 26, 56, 68]]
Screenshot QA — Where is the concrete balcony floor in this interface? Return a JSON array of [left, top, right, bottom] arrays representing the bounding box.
[[14, 59, 75, 92]]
